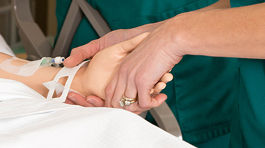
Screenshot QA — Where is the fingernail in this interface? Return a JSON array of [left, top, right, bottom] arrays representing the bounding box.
[[86, 98, 95, 105], [162, 84, 166, 89], [68, 95, 76, 102]]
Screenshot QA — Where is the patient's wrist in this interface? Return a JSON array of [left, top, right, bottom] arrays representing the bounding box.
[[70, 66, 89, 96]]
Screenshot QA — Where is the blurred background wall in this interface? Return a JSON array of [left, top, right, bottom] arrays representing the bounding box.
[[0, 0, 57, 57], [0, 0, 16, 47]]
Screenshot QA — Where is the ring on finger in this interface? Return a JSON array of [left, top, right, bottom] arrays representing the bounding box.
[[120, 95, 137, 107]]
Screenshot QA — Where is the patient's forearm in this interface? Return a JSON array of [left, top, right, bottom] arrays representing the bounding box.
[[0, 53, 86, 97]]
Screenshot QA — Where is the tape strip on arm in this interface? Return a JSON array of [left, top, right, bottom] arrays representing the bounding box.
[[43, 61, 88, 102]]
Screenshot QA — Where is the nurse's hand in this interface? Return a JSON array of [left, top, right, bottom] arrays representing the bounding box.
[[64, 22, 162, 67], [106, 17, 185, 112], [64, 32, 172, 113], [64, 22, 163, 109]]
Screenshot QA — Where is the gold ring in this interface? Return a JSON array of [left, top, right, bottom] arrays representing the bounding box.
[[120, 95, 137, 107], [122, 96, 137, 101]]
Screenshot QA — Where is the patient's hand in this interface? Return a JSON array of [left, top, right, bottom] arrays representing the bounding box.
[[66, 33, 173, 111], [81, 33, 149, 99], [65, 34, 150, 107]]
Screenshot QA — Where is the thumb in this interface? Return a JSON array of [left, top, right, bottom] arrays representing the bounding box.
[[86, 95, 105, 107], [117, 32, 150, 53], [64, 39, 100, 67]]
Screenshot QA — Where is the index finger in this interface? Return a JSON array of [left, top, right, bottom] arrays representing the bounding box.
[[64, 39, 100, 67]]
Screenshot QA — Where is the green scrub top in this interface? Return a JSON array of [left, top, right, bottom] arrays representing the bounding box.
[[56, 0, 239, 146], [229, 1, 265, 147]]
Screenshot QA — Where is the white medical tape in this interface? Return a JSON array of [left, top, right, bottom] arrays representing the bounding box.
[[43, 61, 88, 103], [0, 57, 45, 77], [50, 82, 81, 97]]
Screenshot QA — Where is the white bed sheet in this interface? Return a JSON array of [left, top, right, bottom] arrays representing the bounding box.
[[0, 78, 195, 148], [0, 34, 195, 148]]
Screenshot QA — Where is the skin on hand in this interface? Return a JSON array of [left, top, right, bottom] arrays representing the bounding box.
[[106, 18, 184, 112], [66, 73, 173, 109], [64, 23, 163, 108], [80, 33, 150, 99], [65, 32, 173, 111], [66, 92, 104, 107], [63, 24, 173, 109], [66, 33, 150, 107]]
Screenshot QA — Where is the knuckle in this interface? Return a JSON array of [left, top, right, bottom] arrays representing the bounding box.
[[70, 47, 79, 54], [139, 102, 150, 108], [71, 47, 83, 57], [89, 39, 100, 50], [75, 39, 100, 59], [105, 29, 125, 40], [89, 39, 98, 45]]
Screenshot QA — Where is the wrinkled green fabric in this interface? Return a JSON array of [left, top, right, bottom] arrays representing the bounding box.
[[230, 1, 265, 148], [230, 59, 265, 147], [229, 1, 265, 147], [56, 0, 239, 146], [230, 0, 264, 7]]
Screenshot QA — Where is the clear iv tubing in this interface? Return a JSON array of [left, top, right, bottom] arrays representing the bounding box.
[[0, 57, 65, 77]]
